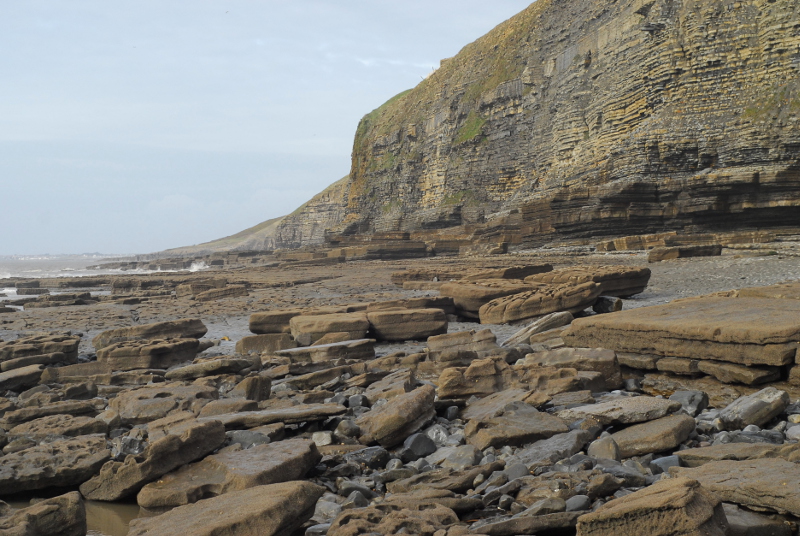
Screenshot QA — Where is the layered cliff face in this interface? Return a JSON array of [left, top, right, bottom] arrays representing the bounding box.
[[275, 0, 800, 248]]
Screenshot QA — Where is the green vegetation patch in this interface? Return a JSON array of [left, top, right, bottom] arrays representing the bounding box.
[[455, 111, 487, 144]]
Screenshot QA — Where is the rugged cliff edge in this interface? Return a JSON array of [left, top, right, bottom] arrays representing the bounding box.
[[202, 0, 800, 252]]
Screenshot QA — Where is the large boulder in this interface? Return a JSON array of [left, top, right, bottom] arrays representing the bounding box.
[[0, 435, 111, 495], [438, 358, 582, 401], [235, 333, 297, 355], [128, 481, 325, 536], [525, 265, 651, 297], [92, 319, 207, 350], [164, 356, 255, 381], [366, 308, 447, 341], [248, 309, 304, 334], [290, 313, 370, 346], [479, 281, 602, 324], [465, 402, 569, 450], [563, 297, 800, 366], [671, 458, 800, 516], [357, 385, 436, 448], [523, 348, 622, 390], [439, 280, 537, 318], [137, 438, 321, 509], [275, 339, 375, 363], [0, 492, 86, 536], [575, 477, 728, 536], [717, 387, 790, 430], [0, 364, 44, 392], [96, 338, 200, 371], [80, 419, 226, 501], [328, 503, 460, 536], [558, 396, 681, 425]]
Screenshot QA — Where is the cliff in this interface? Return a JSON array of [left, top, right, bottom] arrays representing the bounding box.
[[272, 0, 800, 249]]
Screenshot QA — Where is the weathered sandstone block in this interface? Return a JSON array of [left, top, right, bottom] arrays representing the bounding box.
[[80, 419, 226, 501], [524, 265, 651, 298], [97, 338, 199, 371], [367, 308, 447, 341], [290, 312, 369, 346], [92, 319, 206, 350], [671, 459, 800, 516], [0, 334, 80, 361], [235, 333, 297, 355], [439, 280, 537, 318], [0, 435, 110, 494], [479, 281, 601, 324], [575, 477, 728, 536]]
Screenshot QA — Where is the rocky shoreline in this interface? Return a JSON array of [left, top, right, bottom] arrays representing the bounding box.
[[0, 244, 799, 535]]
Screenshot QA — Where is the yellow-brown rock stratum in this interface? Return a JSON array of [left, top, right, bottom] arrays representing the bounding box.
[[247, 0, 800, 251]]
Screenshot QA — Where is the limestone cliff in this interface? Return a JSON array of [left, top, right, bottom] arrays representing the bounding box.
[[277, 0, 800, 248]]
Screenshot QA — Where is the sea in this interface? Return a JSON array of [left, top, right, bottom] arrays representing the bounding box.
[[0, 254, 209, 301]]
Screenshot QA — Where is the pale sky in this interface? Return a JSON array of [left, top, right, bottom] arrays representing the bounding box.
[[1, 1, 533, 255]]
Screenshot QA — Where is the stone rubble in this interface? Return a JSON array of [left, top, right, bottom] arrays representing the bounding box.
[[0, 263, 798, 536]]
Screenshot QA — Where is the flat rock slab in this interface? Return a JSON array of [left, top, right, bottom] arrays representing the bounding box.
[[204, 403, 346, 430], [738, 281, 800, 300], [137, 438, 321, 509], [97, 338, 200, 371], [275, 339, 375, 363], [697, 360, 780, 385], [676, 443, 799, 468], [357, 385, 435, 448], [465, 403, 569, 450], [92, 318, 207, 350], [0, 492, 86, 536], [611, 414, 696, 458], [473, 512, 581, 536], [366, 308, 447, 341], [386, 462, 505, 494], [80, 420, 226, 501], [479, 281, 601, 324], [164, 356, 254, 381], [563, 297, 800, 366], [575, 476, 727, 536], [0, 435, 110, 495], [671, 458, 800, 516], [559, 396, 681, 425], [109, 383, 218, 425], [9, 414, 107, 439], [128, 481, 325, 536], [505, 430, 592, 468]]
